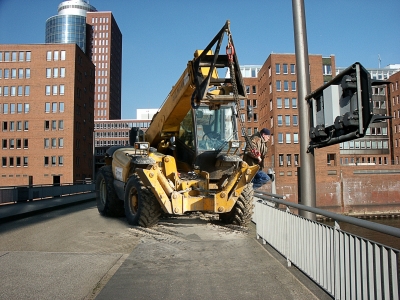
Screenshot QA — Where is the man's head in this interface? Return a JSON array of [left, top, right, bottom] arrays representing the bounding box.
[[260, 128, 271, 141]]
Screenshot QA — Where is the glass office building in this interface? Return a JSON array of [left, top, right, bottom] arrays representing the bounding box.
[[45, 0, 96, 53]]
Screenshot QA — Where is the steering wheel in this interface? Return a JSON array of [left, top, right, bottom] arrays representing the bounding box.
[[202, 132, 221, 140]]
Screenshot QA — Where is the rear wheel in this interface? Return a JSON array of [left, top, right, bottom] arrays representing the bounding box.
[[96, 165, 124, 217], [219, 183, 254, 227], [124, 175, 161, 227]]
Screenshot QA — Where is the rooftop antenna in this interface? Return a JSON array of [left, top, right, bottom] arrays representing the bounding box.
[[378, 54, 381, 68]]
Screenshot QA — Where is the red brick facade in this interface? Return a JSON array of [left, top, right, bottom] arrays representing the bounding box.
[[0, 44, 95, 186]]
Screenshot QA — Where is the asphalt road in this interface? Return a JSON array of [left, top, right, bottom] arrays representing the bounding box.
[[0, 201, 330, 300]]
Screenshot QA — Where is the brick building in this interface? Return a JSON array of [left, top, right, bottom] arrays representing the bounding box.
[[248, 53, 400, 214], [0, 44, 95, 186], [390, 71, 400, 164], [87, 11, 122, 120]]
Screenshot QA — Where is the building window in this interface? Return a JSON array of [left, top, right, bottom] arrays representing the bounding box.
[[44, 138, 49, 148], [292, 98, 297, 108], [2, 157, 6, 167], [61, 50, 66, 61], [284, 81, 289, 91], [44, 120, 50, 130], [290, 64, 295, 74], [25, 68, 30, 78], [18, 86, 23, 96], [59, 138, 64, 148], [294, 154, 299, 166], [46, 68, 51, 78], [253, 99, 257, 108], [253, 113, 258, 122], [323, 65, 332, 75], [58, 120, 64, 130], [45, 102, 50, 113], [24, 121, 28, 131], [277, 98, 282, 108], [275, 64, 280, 74], [293, 133, 299, 143], [279, 154, 284, 166], [276, 80, 281, 91], [287, 154, 292, 166], [24, 103, 29, 113], [293, 115, 298, 126], [286, 133, 291, 143], [52, 102, 57, 113], [44, 156, 49, 166], [52, 120, 57, 130], [2, 139, 6, 149], [246, 85, 250, 94], [46, 51, 52, 61], [278, 133, 283, 144], [283, 64, 288, 74], [18, 68, 23, 79], [291, 81, 296, 91], [60, 67, 66, 78], [59, 85, 65, 95], [58, 156, 64, 166], [19, 52, 24, 62], [252, 86, 257, 94], [284, 98, 290, 108], [23, 139, 28, 149], [285, 115, 290, 126], [52, 85, 58, 95], [51, 138, 57, 148], [46, 85, 51, 95], [59, 102, 64, 112], [277, 115, 283, 126]]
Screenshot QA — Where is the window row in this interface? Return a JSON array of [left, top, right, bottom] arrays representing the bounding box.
[[1, 156, 29, 167], [245, 85, 257, 94], [44, 156, 64, 166], [0, 51, 31, 62], [239, 99, 257, 108], [45, 102, 65, 113], [276, 80, 296, 92], [0, 85, 30, 96], [0, 68, 31, 79], [46, 50, 66, 61], [340, 156, 388, 165], [275, 63, 296, 75], [94, 122, 150, 129], [2, 121, 29, 131], [340, 140, 389, 150], [1, 103, 30, 114], [273, 98, 298, 110], [44, 120, 64, 131], [239, 113, 258, 123], [278, 153, 299, 167], [2, 138, 29, 149], [277, 115, 298, 126], [91, 17, 109, 23], [277, 132, 299, 144], [44, 138, 64, 148], [46, 67, 66, 79], [45, 85, 65, 96], [95, 140, 129, 147], [96, 131, 129, 138]]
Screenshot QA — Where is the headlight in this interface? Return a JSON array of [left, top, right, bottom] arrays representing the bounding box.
[[135, 143, 149, 150]]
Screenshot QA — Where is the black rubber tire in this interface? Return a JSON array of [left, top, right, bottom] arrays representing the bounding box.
[[95, 165, 125, 217], [219, 183, 254, 227], [124, 175, 161, 227]]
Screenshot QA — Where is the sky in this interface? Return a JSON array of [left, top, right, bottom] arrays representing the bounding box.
[[0, 0, 399, 119]]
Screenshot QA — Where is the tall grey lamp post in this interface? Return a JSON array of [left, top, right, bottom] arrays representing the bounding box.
[[292, 0, 316, 220]]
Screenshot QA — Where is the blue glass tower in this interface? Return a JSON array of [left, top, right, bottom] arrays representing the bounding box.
[[45, 0, 97, 53]]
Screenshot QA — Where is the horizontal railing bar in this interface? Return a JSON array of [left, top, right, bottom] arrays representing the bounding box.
[[255, 191, 400, 239]]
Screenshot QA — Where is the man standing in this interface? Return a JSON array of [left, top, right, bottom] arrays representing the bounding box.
[[243, 128, 271, 188]]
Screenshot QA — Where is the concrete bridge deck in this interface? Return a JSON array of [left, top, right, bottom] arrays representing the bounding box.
[[0, 195, 331, 300]]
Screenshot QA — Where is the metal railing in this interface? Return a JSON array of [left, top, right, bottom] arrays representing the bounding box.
[[0, 182, 95, 205], [253, 190, 400, 300]]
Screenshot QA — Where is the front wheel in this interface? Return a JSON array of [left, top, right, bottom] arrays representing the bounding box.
[[219, 183, 254, 227], [95, 166, 124, 217], [124, 175, 161, 227]]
